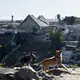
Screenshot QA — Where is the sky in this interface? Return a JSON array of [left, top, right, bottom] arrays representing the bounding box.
[[0, 0, 80, 20]]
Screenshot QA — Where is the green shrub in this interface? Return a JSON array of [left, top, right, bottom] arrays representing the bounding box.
[[0, 63, 5, 67]]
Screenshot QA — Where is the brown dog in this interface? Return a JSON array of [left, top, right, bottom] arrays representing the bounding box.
[[39, 50, 67, 71]]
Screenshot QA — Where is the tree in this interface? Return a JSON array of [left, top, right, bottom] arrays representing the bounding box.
[[49, 30, 63, 55], [63, 16, 75, 25], [57, 14, 61, 24], [57, 14, 61, 21]]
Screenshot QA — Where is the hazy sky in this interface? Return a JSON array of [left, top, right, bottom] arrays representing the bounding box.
[[0, 0, 80, 20]]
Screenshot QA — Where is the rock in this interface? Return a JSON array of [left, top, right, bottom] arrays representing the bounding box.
[[2, 73, 15, 80], [0, 67, 17, 80], [0, 66, 41, 80], [14, 67, 21, 70], [15, 65, 40, 80], [14, 73, 24, 80], [31, 64, 42, 71], [38, 71, 53, 80]]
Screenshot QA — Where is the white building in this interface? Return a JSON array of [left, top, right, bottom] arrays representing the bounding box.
[[18, 15, 56, 33], [65, 41, 78, 50]]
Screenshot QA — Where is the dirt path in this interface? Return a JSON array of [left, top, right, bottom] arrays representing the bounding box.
[[51, 68, 80, 80]]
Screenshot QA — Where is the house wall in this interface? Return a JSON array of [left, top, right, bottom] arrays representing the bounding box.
[[42, 26, 56, 33], [62, 50, 72, 63], [19, 16, 40, 32]]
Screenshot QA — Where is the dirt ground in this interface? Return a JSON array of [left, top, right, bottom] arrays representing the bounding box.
[[48, 68, 80, 80]]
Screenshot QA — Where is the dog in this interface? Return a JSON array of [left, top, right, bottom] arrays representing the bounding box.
[[19, 52, 37, 66], [39, 50, 67, 71]]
